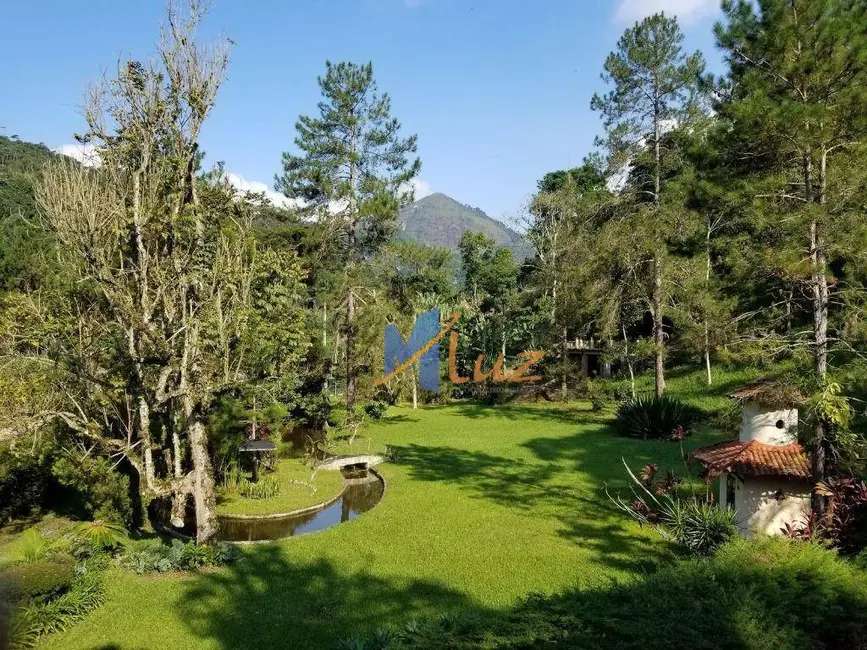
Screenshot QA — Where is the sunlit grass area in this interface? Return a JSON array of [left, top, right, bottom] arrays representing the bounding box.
[[41, 385, 728, 649], [0, 514, 78, 570], [215, 458, 345, 517]]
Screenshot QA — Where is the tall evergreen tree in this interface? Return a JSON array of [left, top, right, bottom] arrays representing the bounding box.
[[716, 0, 867, 514], [591, 12, 706, 396], [277, 61, 420, 414]]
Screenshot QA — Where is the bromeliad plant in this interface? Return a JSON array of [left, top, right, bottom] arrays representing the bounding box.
[[614, 395, 699, 440], [609, 459, 737, 556]]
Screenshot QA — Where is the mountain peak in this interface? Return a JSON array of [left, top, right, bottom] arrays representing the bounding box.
[[398, 192, 532, 260]]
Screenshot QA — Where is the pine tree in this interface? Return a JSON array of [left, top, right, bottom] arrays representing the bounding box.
[[716, 0, 867, 514], [277, 61, 420, 414], [591, 12, 707, 397]]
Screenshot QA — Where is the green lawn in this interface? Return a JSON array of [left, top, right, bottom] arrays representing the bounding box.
[[216, 459, 345, 517], [40, 398, 724, 650]]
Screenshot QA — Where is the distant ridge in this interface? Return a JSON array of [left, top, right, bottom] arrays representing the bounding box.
[[398, 193, 533, 261]]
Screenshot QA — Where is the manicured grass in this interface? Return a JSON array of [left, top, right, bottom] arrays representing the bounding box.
[[215, 459, 345, 516], [362, 536, 867, 649], [40, 395, 725, 650]]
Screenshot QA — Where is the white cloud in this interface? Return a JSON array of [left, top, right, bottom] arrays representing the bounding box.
[[225, 172, 302, 210], [613, 0, 718, 24], [407, 178, 433, 201], [54, 143, 100, 167]]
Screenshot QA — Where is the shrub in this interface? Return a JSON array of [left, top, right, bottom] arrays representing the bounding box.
[[0, 448, 50, 525], [1, 556, 76, 602], [8, 563, 105, 648], [372, 385, 399, 406], [783, 476, 867, 554], [117, 538, 238, 574], [573, 376, 608, 411], [51, 453, 131, 525], [614, 394, 699, 440], [670, 500, 738, 556], [363, 401, 389, 420], [420, 380, 453, 405], [599, 380, 634, 402]]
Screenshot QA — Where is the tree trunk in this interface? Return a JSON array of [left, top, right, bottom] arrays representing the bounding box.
[[137, 397, 156, 491], [704, 326, 712, 387], [651, 90, 665, 398], [810, 218, 829, 517], [622, 323, 635, 398], [806, 140, 829, 518], [561, 325, 568, 399], [346, 116, 358, 415], [188, 412, 218, 544], [345, 290, 356, 414], [331, 332, 339, 398], [412, 363, 418, 410], [652, 254, 665, 397], [704, 219, 713, 386]]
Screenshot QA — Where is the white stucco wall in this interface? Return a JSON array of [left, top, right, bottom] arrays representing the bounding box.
[[729, 476, 811, 537], [739, 402, 798, 444]]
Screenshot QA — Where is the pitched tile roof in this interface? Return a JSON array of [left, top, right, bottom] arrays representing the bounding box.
[[691, 439, 811, 480]]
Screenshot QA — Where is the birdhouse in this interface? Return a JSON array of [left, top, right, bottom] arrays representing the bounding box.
[[692, 381, 811, 537]]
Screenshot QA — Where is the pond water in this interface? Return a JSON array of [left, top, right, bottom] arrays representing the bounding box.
[[217, 471, 384, 542]]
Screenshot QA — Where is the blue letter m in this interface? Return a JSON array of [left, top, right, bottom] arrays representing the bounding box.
[[384, 308, 440, 392]]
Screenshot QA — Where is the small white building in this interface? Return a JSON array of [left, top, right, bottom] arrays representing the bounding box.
[[693, 382, 812, 537]]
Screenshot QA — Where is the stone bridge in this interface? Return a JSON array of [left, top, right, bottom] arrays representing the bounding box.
[[315, 454, 385, 471]]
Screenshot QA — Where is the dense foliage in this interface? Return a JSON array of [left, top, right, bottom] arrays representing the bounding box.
[[116, 538, 238, 574]]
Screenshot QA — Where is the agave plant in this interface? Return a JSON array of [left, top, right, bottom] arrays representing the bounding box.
[[614, 395, 699, 440], [609, 459, 737, 556]]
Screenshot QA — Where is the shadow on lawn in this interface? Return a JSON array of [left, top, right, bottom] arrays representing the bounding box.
[[378, 413, 420, 425], [449, 402, 603, 425], [348, 538, 867, 650], [177, 545, 481, 650], [387, 405, 719, 574]]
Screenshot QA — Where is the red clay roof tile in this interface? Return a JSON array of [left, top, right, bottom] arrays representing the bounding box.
[[691, 439, 810, 480]]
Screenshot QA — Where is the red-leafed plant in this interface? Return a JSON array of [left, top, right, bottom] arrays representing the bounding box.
[[610, 460, 737, 556], [783, 477, 867, 553]]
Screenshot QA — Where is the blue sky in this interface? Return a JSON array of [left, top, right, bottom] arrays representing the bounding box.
[[1, 0, 724, 223]]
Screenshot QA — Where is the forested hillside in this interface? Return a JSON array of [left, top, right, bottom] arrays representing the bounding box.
[[398, 192, 533, 260], [0, 136, 59, 290]]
